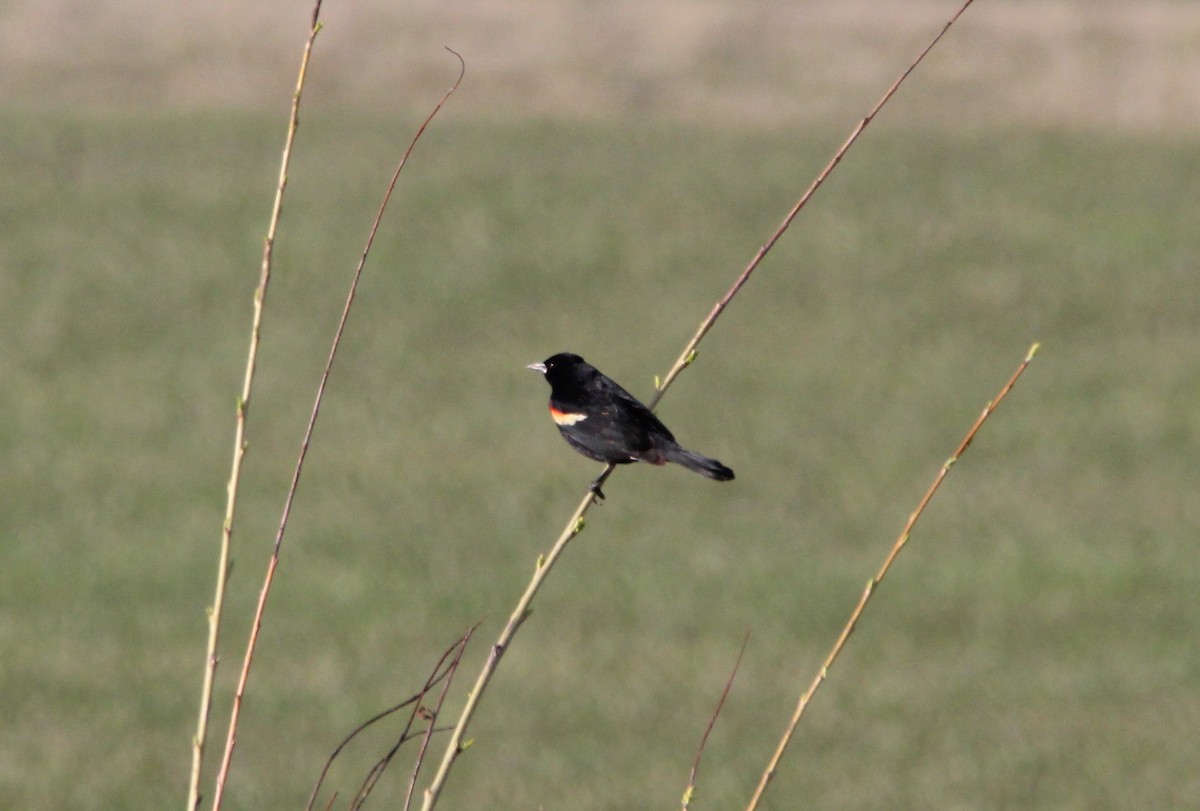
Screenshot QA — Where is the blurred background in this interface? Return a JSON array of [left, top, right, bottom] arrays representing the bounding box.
[[2, 1, 1198, 808]]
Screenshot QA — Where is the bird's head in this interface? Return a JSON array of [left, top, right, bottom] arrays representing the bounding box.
[[527, 353, 591, 384]]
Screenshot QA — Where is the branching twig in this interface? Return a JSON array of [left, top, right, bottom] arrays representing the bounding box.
[[347, 625, 473, 811], [303, 627, 474, 811], [307, 701, 418, 811], [743, 343, 1040, 811], [187, 4, 324, 810], [680, 632, 750, 811], [418, 2, 978, 808], [402, 626, 476, 810], [209, 50, 465, 811]]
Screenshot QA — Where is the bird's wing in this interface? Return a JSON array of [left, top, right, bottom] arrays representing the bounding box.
[[602, 380, 677, 443]]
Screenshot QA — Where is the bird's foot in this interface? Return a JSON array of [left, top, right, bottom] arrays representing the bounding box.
[[588, 478, 607, 501]]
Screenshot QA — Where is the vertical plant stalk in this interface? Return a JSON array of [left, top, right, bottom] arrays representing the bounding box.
[[419, 1, 978, 807], [208, 51, 465, 811], [187, 5, 324, 810], [743, 343, 1040, 811]]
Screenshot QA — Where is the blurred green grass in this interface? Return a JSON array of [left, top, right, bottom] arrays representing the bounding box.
[[1, 106, 1198, 810]]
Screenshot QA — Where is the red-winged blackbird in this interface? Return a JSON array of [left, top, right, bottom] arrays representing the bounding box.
[[528, 353, 734, 495]]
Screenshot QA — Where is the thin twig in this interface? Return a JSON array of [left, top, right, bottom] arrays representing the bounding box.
[[744, 343, 1040, 811], [649, 0, 980, 409], [306, 701, 419, 811], [303, 628, 472, 811], [403, 626, 475, 811], [348, 625, 473, 811], [418, 3, 977, 808], [187, 4, 324, 810], [209, 51, 465, 811], [681, 632, 750, 811]]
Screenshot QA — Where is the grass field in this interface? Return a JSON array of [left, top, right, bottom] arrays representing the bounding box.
[[2, 2, 1199, 810]]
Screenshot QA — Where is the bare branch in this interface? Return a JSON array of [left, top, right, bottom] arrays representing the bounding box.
[[302, 626, 474, 811], [648, 0, 981, 408], [209, 50, 465, 811], [188, 4, 324, 809], [403, 625, 476, 811], [743, 343, 1040, 811]]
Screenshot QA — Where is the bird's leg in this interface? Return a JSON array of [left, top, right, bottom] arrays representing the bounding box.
[[588, 474, 607, 501]]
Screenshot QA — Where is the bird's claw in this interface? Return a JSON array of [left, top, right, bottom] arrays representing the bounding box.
[[588, 479, 607, 501]]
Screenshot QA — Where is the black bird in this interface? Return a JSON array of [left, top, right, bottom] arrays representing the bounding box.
[[528, 353, 734, 496]]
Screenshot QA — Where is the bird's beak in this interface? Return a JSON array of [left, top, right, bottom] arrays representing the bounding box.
[[526, 362, 547, 373]]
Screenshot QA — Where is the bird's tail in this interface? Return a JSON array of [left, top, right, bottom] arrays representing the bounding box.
[[660, 445, 735, 482]]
